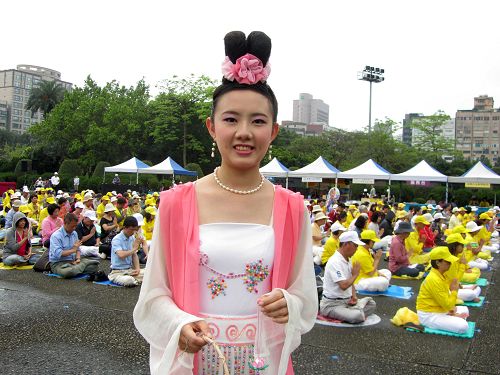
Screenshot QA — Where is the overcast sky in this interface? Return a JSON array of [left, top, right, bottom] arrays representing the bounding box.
[[2, 0, 500, 131]]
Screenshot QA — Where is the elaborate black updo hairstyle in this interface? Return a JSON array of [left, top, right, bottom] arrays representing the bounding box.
[[211, 31, 278, 123]]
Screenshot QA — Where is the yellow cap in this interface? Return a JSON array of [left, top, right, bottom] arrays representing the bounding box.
[[459, 207, 466, 211], [145, 206, 157, 216], [145, 198, 155, 207], [396, 210, 408, 219], [360, 230, 380, 242], [446, 233, 468, 245], [19, 205, 30, 214], [414, 215, 430, 225], [429, 246, 458, 263], [153, 192, 159, 197], [479, 212, 491, 220], [46, 197, 56, 204], [398, 203, 405, 209], [348, 205, 356, 210], [452, 225, 468, 234], [7, 189, 14, 194], [74, 194, 82, 201]]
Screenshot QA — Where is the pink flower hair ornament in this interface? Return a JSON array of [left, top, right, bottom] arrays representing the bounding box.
[[222, 53, 271, 85]]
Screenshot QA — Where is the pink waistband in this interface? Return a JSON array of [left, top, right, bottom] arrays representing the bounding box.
[[199, 313, 257, 345]]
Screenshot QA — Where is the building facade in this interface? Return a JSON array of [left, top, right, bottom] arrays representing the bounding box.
[[402, 113, 422, 146], [455, 95, 500, 163], [293, 93, 329, 126], [281, 121, 327, 137], [0, 65, 72, 134], [411, 118, 455, 146]]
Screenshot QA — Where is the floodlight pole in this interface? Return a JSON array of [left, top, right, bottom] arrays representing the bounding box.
[[368, 80, 373, 134]]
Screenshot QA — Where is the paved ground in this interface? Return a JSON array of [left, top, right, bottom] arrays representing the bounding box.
[[0, 253, 498, 375]]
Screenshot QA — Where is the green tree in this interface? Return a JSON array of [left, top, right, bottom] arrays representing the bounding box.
[[410, 111, 454, 163], [25, 80, 66, 116], [150, 75, 217, 167]]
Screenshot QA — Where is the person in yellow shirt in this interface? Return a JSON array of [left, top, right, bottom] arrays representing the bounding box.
[[38, 197, 56, 227], [142, 207, 156, 241], [321, 222, 347, 265], [465, 221, 491, 265], [26, 195, 41, 233], [345, 205, 358, 227], [96, 195, 110, 220], [444, 234, 481, 302], [416, 246, 469, 334], [405, 216, 431, 265], [475, 212, 499, 252], [351, 230, 391, 291]]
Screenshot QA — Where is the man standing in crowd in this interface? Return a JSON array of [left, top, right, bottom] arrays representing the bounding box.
[[74, 176, 80, 192], [50, 172, 60, 189]]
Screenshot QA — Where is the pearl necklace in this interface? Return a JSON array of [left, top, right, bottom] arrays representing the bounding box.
[[213, 167, 265, 195]]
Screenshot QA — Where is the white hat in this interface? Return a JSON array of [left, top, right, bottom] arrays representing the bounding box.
[[312, 204, 322, 213], [423, 213, 434, 222], [74, 201, 85, 209], [57, 190, 63, 195], [466, 221, 483, 232], [104, 203, 116, 213], [111, 191, 117, 196], [54, 172, 58, 175], [132, 194, 140, 199], [435, 205, 443, 211], [63, 192, 70, 198], [330, 222, 347, 233], [133, 213, 144, 226], [433, 212, 445, 220], [494, 206, 500, 211], [470, 206, 478, 212], [83, 210, 97, 221], [114, 173, 118, 176], [339, 231, 365, 245], [83, 193, 93, 202], [55, 195, 62, 199], [427, 204, 434, 209], [12, 200, 22, 208], [452, 207, 459, 213], [314, 212, 328, 221], [332, 204, 338, 209], [110, 196, 118, 203], [127, 189, 132, 193], [22, 186, 29, 193]]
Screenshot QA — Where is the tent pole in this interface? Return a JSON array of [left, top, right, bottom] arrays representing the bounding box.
[[445, 182, 449, 203], [335, 177, 338, 188], [387, 179, 391, 202], [136, 171, 139, 185], [285, 176, 289, 189]]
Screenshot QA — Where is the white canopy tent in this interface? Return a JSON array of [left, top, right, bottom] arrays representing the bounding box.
[[139, 157, 198, 177], [391, 160, 449, 201], [337, 159, 391, 198], [288, 156, 340, 180], [260, 157, 290, 188], [104, 157, 150, 184], [448, 161, 500, 184]]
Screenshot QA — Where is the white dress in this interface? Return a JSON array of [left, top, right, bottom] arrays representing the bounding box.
[[198, 223, 274, 374], [133, 210, 317, 375]]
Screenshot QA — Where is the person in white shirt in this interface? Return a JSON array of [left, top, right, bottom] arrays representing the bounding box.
[[50, 172, 60, 188], [74, 176, 80, 192], [319, 231, 377, 323], [448, 207, 461, 230]]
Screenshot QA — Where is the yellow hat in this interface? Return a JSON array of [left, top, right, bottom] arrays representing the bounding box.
[[46, 197, 56, 204], [348, 205, 356, 210], [414, 215, 430, 225], [153, 192, 159, 197], [398, 203, 405, 209], [19, 205, 30, 214], [7, 189, 14, 194], [74, 194, 82, 201], [101, 195, 110, 201], [145, 198, 155, 207], [106, 192, 113, 197], [446, 233, 468, 245], [145, 206, 157, 216], [479, 213, 491, 220], [377, 200, 383, 206], [429, 246, 458, 263], [452, 225, 468, 234], [360, 230, 380, 242], [396, 210, 408, 219], [459, 207, 466, 211], [146, 194, 153, 199]]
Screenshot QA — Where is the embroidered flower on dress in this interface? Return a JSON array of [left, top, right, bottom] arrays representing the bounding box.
[[243, 259, 270, 294], [207, 276, 227, 299]]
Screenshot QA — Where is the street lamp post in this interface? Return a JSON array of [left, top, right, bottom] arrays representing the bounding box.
[[358, 66, 385, 134]]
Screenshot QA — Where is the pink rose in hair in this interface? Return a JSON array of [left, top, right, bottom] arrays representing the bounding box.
[[221, 53, 271, 84]]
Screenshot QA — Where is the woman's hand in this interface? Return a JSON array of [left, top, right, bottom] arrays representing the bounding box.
[[258, 289, 289, 324], [178, 321, 210, 354]]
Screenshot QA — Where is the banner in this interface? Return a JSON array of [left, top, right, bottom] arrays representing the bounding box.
[[465, 182, 491, 188], [302, 177, 323, 182], [407, 180, 431, 187], [352, 178, 374, 184]]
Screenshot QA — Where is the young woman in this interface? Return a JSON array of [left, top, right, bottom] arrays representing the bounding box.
[[99, 203, 119, 259], [2, 212, 41, 266], [416, 246, 469, 334], [41, 203, 63, 248], [142, 207, 156, 241], [134, 31, 317, 375]]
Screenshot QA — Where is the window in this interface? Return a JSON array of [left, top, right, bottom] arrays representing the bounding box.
[[14, 95, 22, 101]]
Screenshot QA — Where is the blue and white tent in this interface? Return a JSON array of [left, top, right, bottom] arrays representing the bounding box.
[[139, 157, 198, 177], [288, 156, 340, 178], [104, 157, 150, 183], [448, 161, 500, 184], [391, 160, 447, 182], [260, 157, 290, 178], [337, 159, 391, 180]]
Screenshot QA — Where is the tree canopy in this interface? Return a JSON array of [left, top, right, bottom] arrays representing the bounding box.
[[25, 80, 66, 116]]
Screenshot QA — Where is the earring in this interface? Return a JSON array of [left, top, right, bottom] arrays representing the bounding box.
[[211, 141, 216, 158], [268, 144, 273, 161]]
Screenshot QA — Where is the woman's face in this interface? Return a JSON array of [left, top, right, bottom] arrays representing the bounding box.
[[17, 219, 26, 229], [207, 90, 278, 170], [32, 196, 38, 204], [52, 208, 60, 218]]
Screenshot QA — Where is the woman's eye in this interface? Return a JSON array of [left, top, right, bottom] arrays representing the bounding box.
[[254, 118, 266, 125], [223, 117, 236, 123]]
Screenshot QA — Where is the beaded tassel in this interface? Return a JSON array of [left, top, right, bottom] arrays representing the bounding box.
[[211, 142, 216, 158]]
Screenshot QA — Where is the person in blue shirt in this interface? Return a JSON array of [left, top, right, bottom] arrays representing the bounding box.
[[109, 216, 144, 287], [49, 213, 100, 278], [4, 199, 22, 229]]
